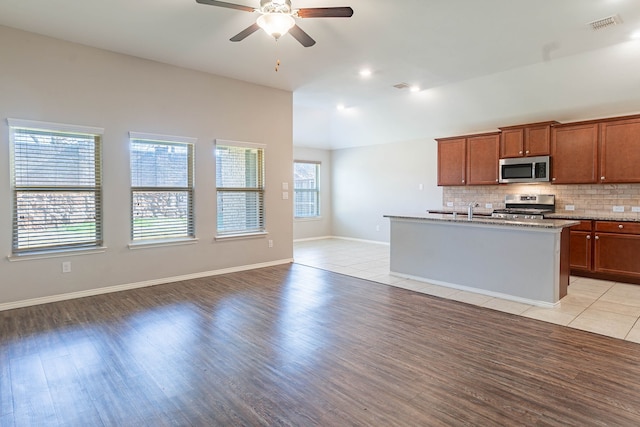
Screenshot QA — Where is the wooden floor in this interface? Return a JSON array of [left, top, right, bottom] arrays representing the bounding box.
[[2, 264, 640, 426]]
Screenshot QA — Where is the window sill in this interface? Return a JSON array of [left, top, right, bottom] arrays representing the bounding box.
[[7, 246, 107, 262], [128, 237, 199, 250], [295, 216, 323, 222], [215, 231, 268, 241]]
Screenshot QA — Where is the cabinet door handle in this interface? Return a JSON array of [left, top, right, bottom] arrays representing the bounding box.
[[525, 150, 530, 154], [552, 177, 556, 181], [462, 179, 465, 183], [619, 224, 624, 229], [519, 151, 523, 154], [601, 176, 605, 180], [595, 235, 600, 240], [586, 235, 591, 240]]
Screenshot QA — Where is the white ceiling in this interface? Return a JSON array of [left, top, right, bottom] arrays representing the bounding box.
[[1, 0, 640, 149]]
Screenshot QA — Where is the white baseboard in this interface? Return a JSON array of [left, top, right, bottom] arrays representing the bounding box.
[[293, 236, 333, 243], [294, 235, 389, 246], [0, 258, 294, 312], [390, 271, 559, 308], [330, 236, 390, 246]]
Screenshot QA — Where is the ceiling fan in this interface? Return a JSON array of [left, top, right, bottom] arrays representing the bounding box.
[[195, 0, 354, 47]]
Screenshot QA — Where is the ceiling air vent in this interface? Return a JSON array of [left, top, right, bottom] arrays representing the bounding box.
[[588, 15, 621, 31]]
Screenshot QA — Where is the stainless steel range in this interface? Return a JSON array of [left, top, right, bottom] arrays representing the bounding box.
[[491, 194, 555, 220]]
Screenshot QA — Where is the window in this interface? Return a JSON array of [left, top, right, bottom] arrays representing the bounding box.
[[130, 132, 195, 242], [294, 161, 320, 218], [215, 140, 265, 236], [9, 119, 103, 254]]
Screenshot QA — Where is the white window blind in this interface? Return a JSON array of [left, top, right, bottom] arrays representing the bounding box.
[[130, 134, 195, 241], [215, 141, 265, 235], [294, 161, 320, 218], [9, 120, 103, 254]]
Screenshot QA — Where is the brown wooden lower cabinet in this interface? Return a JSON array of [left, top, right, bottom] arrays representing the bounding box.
[[594, 233, 640, 278], [569, 230, 592, 272], [569, 220, 640, 284]]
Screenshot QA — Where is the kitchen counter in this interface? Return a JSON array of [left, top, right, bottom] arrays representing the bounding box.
[[385, 214, 576, 306], [426, 209, 494, 217], [428, 208, 640, 224], [389, 213, 579, 230], [545, 213, 640, 223]]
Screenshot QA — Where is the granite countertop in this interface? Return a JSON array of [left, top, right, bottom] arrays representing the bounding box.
[[544, 213, 640, 223], [426, 208, 640, 223], [385, 213, 579, 229], [427, 209, 494, 217]]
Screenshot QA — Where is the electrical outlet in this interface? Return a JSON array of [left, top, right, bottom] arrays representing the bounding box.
[[418, 183, 423, 190], [268, 240, 273, 248], [613, 206, 625, 213], [376, 224, 380, 232], [632, 207, 640, 213], [446, 202, 454, 207], [565, 205, 575, 211], [282, 182, 288, 190], [485, 203, 493, 209], [62, 262, 71, 273], [282, 191, 288, 200]]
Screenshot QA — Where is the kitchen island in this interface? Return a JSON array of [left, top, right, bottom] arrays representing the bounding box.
[[385, 214, 579, 307]]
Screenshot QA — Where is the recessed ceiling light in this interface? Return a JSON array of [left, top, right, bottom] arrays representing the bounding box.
[[359, 69, 372, 78], [410, 85, 421, 93]]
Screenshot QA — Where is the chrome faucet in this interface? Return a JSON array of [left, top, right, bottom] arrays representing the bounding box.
[[467, 202, 479, 220]]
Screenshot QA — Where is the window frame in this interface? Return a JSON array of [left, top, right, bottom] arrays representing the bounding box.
[[214, 139, 266, 238], [293, 160, 321, 219], [129, 132, 196, 245], [8, 118, 104, 256]]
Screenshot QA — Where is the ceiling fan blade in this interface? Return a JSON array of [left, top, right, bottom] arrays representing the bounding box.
[[289, 25, 316, 47], [195, 0, 255, 13], [230, 23, 261, 41], [296, 7, 354, 18]]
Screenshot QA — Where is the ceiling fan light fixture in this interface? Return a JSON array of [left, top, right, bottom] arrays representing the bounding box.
[[260, 0, 292, 14], [257, 13, 296, 39]]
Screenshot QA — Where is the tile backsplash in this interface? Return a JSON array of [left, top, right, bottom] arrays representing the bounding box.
[[443, 183, 640, 217]]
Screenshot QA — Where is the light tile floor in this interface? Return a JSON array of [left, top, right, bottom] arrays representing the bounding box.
[[294, 238, 640, 343]]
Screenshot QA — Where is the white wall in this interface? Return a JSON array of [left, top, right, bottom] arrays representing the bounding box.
[[293, 146, 332, 240], [311, 38, 640, 149], [0, 26, 293, 307], [331, 138, 442, 243]]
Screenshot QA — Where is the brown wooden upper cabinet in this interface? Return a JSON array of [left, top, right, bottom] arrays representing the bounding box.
[[466, 133, 500, 185], [437, 133, 499, 186], [600, 115, 640, 183], [499, 121, 558, 158], [551, 122, 599, 184], [437, 137, 466, 186]]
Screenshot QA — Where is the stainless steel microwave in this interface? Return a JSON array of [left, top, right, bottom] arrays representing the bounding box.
[[499, 155, 550, 184]]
